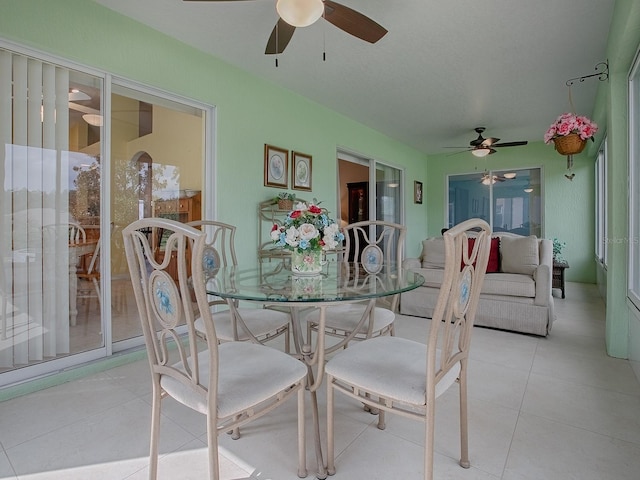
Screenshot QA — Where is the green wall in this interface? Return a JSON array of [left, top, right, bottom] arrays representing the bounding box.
[[0, 0, 429, 257], [3, 0, 640, 362], [425, 142, 597, 283], [590, 0, 640, 359]]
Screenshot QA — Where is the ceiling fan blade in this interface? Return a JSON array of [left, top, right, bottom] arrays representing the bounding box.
[[493, 141, 529, 147], [265, 18, 296, 54], [481, 137, 500, 147], [323, 1, 387, 44]]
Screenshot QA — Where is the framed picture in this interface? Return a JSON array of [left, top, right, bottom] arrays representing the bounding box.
[[292, 151, 312, 191], [414, 181, 423, 204], [264, 144, 289, 188]]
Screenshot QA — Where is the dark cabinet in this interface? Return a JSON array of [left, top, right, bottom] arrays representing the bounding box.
[[348, 182, 368, 224]]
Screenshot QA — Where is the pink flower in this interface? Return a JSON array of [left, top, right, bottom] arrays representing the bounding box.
[[544, 112, 598, 143]]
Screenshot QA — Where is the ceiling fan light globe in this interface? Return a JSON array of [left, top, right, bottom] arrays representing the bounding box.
[[471, 147, 491, 158], [503, 172, 517, 179], [82, 113, 103, 126], [276, 0, 324, 28], [524, 187, 534, 193]]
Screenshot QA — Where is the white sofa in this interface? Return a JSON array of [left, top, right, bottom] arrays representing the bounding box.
[[400, 232, 556, 336]]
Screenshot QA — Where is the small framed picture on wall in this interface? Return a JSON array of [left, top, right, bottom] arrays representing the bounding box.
[[292, 151, 312, 191], [264, 144, 289, 188], [414, 181, 423, 204]]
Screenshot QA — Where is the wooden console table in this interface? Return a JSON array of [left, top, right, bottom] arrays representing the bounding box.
[[553, 260, 569, 299]]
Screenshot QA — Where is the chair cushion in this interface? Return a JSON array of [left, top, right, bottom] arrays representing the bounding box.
[[305, 303, 395, 334], [194, 308, 290, 341], [325, 336, 460, 405], [160, 341, 306, 418], [500, 235, 539, 275]]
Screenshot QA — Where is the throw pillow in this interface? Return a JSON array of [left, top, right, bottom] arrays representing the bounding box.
[[500, 235, 539, 275], [421, 237, 446, 269], [465, 237, 500, 273]]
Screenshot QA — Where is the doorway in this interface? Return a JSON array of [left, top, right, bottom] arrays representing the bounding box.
[[337, 151, 403, 227]]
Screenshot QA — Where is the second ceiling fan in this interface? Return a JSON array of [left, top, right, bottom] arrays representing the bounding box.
[[448, 127, 528, 157], [184, 0, 388, 54]]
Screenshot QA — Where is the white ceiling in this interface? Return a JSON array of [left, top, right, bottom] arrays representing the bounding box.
[[93, 0, 615, 155]]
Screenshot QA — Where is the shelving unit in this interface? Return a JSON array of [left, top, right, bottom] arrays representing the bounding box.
[[258, 198, 305, 262], [152, 192, 202, 279]]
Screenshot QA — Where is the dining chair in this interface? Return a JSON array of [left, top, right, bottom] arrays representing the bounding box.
[[325, 218, 491, 480], [188, 220, 291, 353], [304, 220, 406, 345], [76, 235, 101, 317], [68, 222, 87, 245], [122, 217, 307, 480]]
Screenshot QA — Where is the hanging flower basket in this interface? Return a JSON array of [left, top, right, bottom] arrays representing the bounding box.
[[553, 133, 587, 155], [544, 112, 598, 157]]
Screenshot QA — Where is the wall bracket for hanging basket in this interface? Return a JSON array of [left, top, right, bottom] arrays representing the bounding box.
[[565, 60, 609, 86]]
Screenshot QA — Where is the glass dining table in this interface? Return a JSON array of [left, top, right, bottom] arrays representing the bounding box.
[[204, 259, 425, 479]]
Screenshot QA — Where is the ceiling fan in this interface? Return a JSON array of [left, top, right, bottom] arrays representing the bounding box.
[[183, 0, 388, 54], [478, 170, 511, 185], [447, 127, 528, 157]]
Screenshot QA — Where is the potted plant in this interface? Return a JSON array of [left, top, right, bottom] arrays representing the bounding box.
[[275, 192, 296, 210], [544, 112, 598, 156], [552, 237, 566, 262]]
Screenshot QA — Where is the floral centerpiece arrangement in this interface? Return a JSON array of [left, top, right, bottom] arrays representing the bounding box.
[[271, 201, 344, 275], [544, 112, 598, 156]]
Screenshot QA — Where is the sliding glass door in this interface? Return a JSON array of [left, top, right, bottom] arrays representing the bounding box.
[[447, 168, 542, 236], [110, 84, 206, 346], [0, 48, 104, 379], [0, 44, 211, 385]]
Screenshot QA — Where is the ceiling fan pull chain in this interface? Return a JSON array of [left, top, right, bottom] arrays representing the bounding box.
[[323, 14, 327, 62], [275, 22, 279, 68]]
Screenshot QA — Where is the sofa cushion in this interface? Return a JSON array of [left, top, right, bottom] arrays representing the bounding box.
[[412, 268, 535, 298], [413, 267, 445, 288], [482, 273, 536, 297], [500, 235, 539, 275], [421, 237, 445, 268]]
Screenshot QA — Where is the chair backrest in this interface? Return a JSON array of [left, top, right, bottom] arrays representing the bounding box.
[[426, 218, 491, 395], [341, 220, 406, 310], [68, 223, 87, 245], [187, 220, 238, 268], [122, 218, 220, 406], [341, 220, 406, 271]]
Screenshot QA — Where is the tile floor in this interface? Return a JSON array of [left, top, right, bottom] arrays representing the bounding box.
[[1, 282, 640, 479]]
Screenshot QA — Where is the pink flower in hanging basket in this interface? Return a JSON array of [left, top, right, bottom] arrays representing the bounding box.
[[544, 112, 598, 144]]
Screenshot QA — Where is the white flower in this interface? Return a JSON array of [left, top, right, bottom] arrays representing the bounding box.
[[270, 229, 281, 241], [294, 201, 308, 212], [285, 226, 299, 247], [322, 223, 341, 250], [298, 223, 319, 241]]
